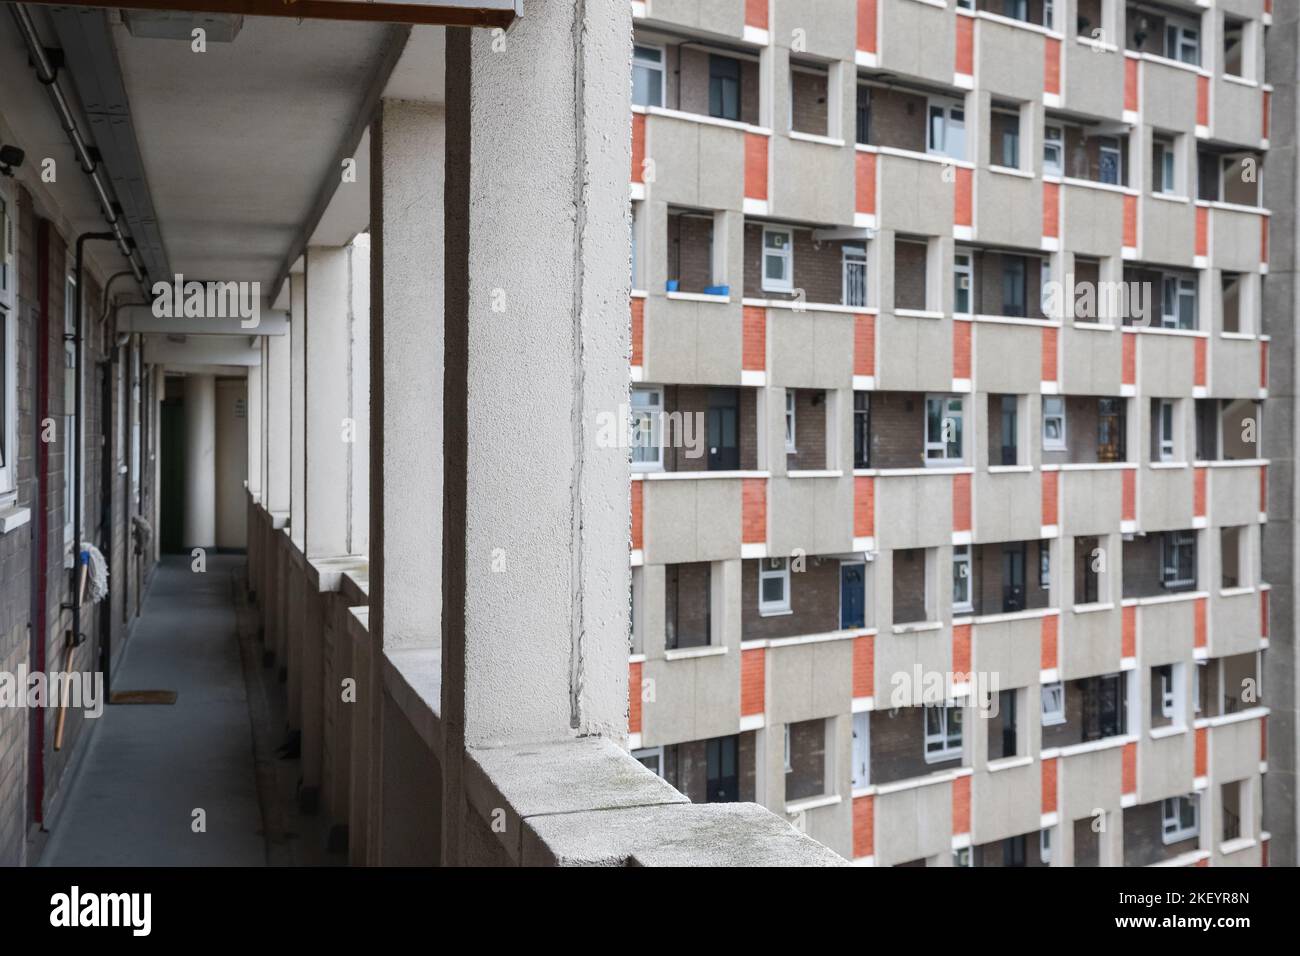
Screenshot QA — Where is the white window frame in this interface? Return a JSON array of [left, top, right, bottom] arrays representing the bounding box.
[[1158, 664, 1177, 719], [630, 385, 664, 472], [784, 390, 796, 453], [1162, 530, 1196, 589], [759, 556, 791, 616], [1161, 795, 1199, 844], [1041, 681, 1066, 726], [1042, 395, 1066, 451], [923, 703, 963, 763], [1156, 399, 1176, 462], [0, 179, 16, 502], [783, 723, 792, 773], [632, 746, 663, 777], [1164, 21, 1200, 67], [762, 226, 794, 294], [952, 544, 973, 614], [632, 43, 665, 109], [1154, 138, 1177, 195], [851, 711, 870, 788], [1098, 137, 1122, 186], [924, 394, 964, 465], [926, 97, 966, 162], [1043, 124, 1063, 177], [953, 252, 973, 316], [1160, 274, 1196, 331], [992, 104, 1022, 170], [841, 244, 867, 308], [1039, 828, 1052, 864]]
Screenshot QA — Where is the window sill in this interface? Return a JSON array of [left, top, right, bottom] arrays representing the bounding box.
[[758, 606, 793, 618], [1148, 460, 1189, 469], [987, 754, 1033, 773], [1071, 601, 1114, 615], [787, 130, 845, 148], [1219, 585, 1255, 598], [1218, 837, 1257, 856], [987, 464, 1032, 474], [987, 164, 1034, 180], [892, 620, 942, 635], [1149, 191, 1190, 204], [0, 504, 31, 535], [894, 307, 944, 320], [666, 290, 730, 304], [663, 645, 727, 662], [1220, 73, 1258, 89], [784, 793, 842, 814], [1149, 724, 1186, 740], [1070, 321, 1115, 332], [786, 469, 842, 479]]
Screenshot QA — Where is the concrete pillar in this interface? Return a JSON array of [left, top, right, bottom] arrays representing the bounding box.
[[370, 102, 444, 651], [290, 271, 306, 549], [368, 99, 446, 862], [264, 330, 291, 515], [348, 236, 371, 557], [182, 373, 216, 549], [305, 245, 352, 559], [247, 364, 262, 499], [441, 0, 631, 863]]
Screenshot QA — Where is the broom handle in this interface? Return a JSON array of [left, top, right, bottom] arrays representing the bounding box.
[[53, 639, 74, 751]]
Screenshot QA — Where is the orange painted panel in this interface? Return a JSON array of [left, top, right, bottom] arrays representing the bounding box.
[[853, 634, 874, 698], [742, 478, 766, 544], [744, 132, 768, 202], [741, 647, 766, 716], [952, 473, 971, 533], [629, 661, 643, 734], [1122, 468, 1136, 521], [1041, 325, 1058, 382], [1194, 597, 1207, 649], [853, 795, 874, 858], [631, 480, 643, 551], [953, 320, 971, 379], [1193, 466, 1206, 516], [1044, 37, 1061, 95], [1124, 57, 1139, 112], [955, 14, 973, 75], [1041, 615, 1058, 671], [854, 313, 876, 376], [1122, 604, 1136, 658], [1042, 181, 1059, 239], [631, 112, 646, 184], [745, 0, 769, 30], [855, 150, 877, 216], [954, 166, 973, 227], [1041, 470, 1058, 528], [952, 775, 971, 835], [1041, 757, 1057, 814], [1122, 742, 1136, 794], [857, 0, 878, 54], [742, 305, 766, 371], [630, 297, 644, 367], [854, 476, 875, 538], [952, 624, 971, 676]]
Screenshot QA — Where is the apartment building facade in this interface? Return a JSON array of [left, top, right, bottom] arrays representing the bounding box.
[[626, 0, 1292, 865]]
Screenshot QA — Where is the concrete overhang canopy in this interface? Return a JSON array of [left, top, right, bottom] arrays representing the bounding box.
[[21, 0, 521, 28]]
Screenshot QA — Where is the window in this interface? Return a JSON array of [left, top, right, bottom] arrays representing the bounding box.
[[630, 385, 663, 470], [1043, 124, 1063, 177], [762, 227, 793, 293], [1162, 795, 1199, 844], [633, 746, 664, 777], [1039, 540, 1051, 589], [853, 392, 870, 469], [1075, 535, 1101, 604], [1154, 398, 1176, 461], [851, 711, 870, 788], [927, 99, 966, 161], [1042, 396, 1066, 451], [1161, 530, 1196, 590], [759, 557, 791, 615], [1156, 664, 1177, 718], [632, 44, 664, 108], [923, 704, 963, 762], [952, 544, 972, 613], [842, 244, 867, 307], [665, 563, 711, 650], [991, 688, 1019, 759], [784, 390, 796, 453], [1221, 272, 1243, 334], [1098, 137, 1122, 186], [995, 394, 1019, 466], [1223, 18, 1245, 79], [953, 252, 972, 315], [1041, 681, 1066, 726], [1081, 672, 1127, 741], [64, 273, 79, 547], [1161, 275, 1196, 330], [1001, 255, 1027, 317], [1039, 828, 1052, 864], [785, 719, 827, 801], [953, 846, 972, 867], [856, 83, 871, 145], [1003, 0, 1028, 20], [0, 183, 15, 500], [925, 395, 963, 464], [1098, 397, 1126, 463], [709, 54, 741, 121], [991, 104, 1021, 169], [1165, 22, 1200, 66], [1221, 781, 1242, 842], [1153, 137, 1176, 194]]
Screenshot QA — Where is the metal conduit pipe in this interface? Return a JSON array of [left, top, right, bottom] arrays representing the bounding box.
[[9, 4, 146, 289]]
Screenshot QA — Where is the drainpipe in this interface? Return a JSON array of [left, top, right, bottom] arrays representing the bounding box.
[[64, 234, 117, 689], [9, 4, 147, 292]]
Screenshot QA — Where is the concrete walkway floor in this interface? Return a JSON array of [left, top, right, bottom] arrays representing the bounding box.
[[40, 554, 268, 866]]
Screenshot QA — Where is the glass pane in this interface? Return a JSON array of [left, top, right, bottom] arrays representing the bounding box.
[[761, 576, 784, 603]]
